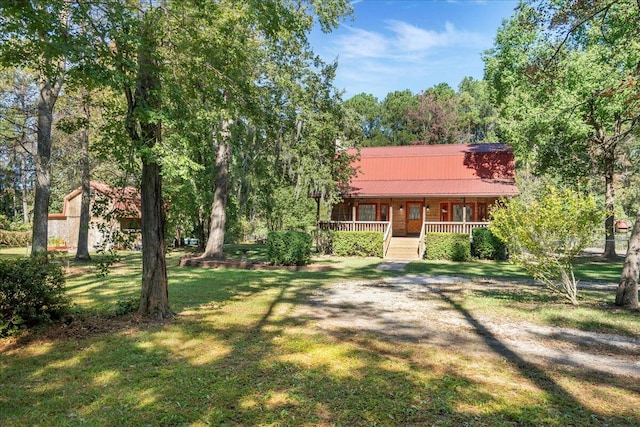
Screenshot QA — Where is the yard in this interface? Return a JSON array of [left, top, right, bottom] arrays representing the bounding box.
[[1, 248, 639, 426]]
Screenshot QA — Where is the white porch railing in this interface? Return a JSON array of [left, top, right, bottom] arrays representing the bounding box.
[[418, 222, 427, 259], [318, 221, 390, 233], [383, 222, 392, 258], [422, 221, 489, 237]]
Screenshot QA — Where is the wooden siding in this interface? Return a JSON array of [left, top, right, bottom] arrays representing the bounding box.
[[331, 197, 501, 237]]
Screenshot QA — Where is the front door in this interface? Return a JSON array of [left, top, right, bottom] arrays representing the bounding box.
[[406, 202, 423, 235]]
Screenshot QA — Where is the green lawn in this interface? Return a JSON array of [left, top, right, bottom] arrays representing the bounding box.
[[1, 247, 638, 426], [405, 257, 623, 283]]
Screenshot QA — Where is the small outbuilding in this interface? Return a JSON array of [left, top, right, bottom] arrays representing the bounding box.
[[48, 181, 141, 250]]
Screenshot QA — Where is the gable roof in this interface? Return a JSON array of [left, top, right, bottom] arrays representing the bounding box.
[[49, 181, 141, 220], [345, 143, 519, 198]]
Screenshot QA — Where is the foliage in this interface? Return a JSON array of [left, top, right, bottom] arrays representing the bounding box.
[[266, 231, 312, 266], [0, 255, 69, 336], [407, 84, 459, 144], [314, 228, 334, 255], [94, 250, 122, 278], [490, 186, 607, 305], [0, 229, 31, 247], [0, 70, 37, 225], [114, 296, 140, 316], [343, 78, 497, 147], [332, 231, 383, 257], [484, 0, 640, 259], [471, 227, 506, 260], [424, 233, 471, 261]]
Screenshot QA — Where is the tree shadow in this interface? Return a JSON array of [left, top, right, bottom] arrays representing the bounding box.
[[425, 284, 638, 422], [3, 267, 640, 425], [462, 144, 516, 180]]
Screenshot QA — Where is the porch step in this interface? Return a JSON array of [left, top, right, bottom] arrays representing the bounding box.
[[385, 237, 421, 260]]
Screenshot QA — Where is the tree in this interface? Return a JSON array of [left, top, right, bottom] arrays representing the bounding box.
[[121, 6, 170, 318], [407, 88, 458, 144], [158, 1, 353, 260], [343, 93, 383, 146], [381, 90, 418, 145], [0, 68, 37, 224], [0, 2, 75, 254], [457, 77, 496, 143], [490, 186, 606, 305], [74, 89, 92, 261], [485, 1, 640, 261], [616, 205, 640, 308]]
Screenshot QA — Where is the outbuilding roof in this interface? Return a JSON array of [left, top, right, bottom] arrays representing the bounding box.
[[48, 181, 141, 220], [345, 143, 519, 198]]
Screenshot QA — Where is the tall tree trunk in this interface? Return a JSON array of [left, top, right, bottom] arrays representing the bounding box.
[[20, 152, 29, 223], [31, 82, 59, 254], [138, 156, 170, 318], [602, 152, 617, 260], [202, 135, 231, 260], [128, 10, 171, 319], [75, 98, 91, 260], [616, 205, 640, 308], [30, 3, 67, 255]]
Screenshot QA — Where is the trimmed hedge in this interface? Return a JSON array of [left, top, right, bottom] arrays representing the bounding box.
[[266, 231, 312, 266], [333, 231, 383, 257], [424, 232, 471, 261], [0, 256, 69, 337], [471, 227, 506, 260], [0, 229, 31, 247]]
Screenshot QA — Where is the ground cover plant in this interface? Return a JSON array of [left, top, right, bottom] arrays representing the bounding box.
[[0, 247, 638, 426]]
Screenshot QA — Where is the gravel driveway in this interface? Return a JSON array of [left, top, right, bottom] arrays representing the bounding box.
[[298, 274, 640, 378]]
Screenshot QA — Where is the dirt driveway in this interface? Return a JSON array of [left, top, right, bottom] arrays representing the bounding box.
[[298, 274, 640, 379]]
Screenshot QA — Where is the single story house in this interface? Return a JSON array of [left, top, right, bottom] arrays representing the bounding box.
[[48, 181, 141, 250], [320, 143, 519, 259]]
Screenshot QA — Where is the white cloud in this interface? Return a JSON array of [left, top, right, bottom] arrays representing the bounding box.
[[314, 17, 499, 99], [337, 27, 390, 59], [334, 20, 488, 61]]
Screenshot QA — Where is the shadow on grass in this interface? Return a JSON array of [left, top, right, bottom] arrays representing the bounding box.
[[473, 286, 559, 305], [0, 275, 497, 425], [2, 256, 639, 425], [424, 284, 637, 425]]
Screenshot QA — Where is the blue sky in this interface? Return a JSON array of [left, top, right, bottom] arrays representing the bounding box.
[[310, 0, 520, 100]]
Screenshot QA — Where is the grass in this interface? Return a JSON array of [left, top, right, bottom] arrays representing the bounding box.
[[1, 246, 638, 426], [405, 257, 623, 283]]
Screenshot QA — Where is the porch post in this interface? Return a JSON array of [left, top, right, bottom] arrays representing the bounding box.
[[462, 197, 466, 225], [352, 203, 356, 223], [422, 198, 427, 223]]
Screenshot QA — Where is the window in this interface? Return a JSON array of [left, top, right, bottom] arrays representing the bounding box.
[[452, 204, 473, 222], [408, 204, 421, 220], [380, 204, 389, 221], [357, 204, 376, 221]]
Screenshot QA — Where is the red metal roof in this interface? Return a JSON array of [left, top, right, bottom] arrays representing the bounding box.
[[345, 144, 519, 197], [48, 181, 141, 219]]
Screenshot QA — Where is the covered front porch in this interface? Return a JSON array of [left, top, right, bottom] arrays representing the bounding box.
[[328, 197, 492, 235], [318, 218, 489, 259]]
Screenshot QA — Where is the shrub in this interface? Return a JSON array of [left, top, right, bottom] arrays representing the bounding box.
[[0, 256, 69, 337], [490, 186, 606, 305], [424, 233, 471, 261], [332, 231, 383, 257], [266, 231, 312, 266], [0, 229, 32, 247], [115, 296, 140, 316], [471, 227, 506, 260]]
